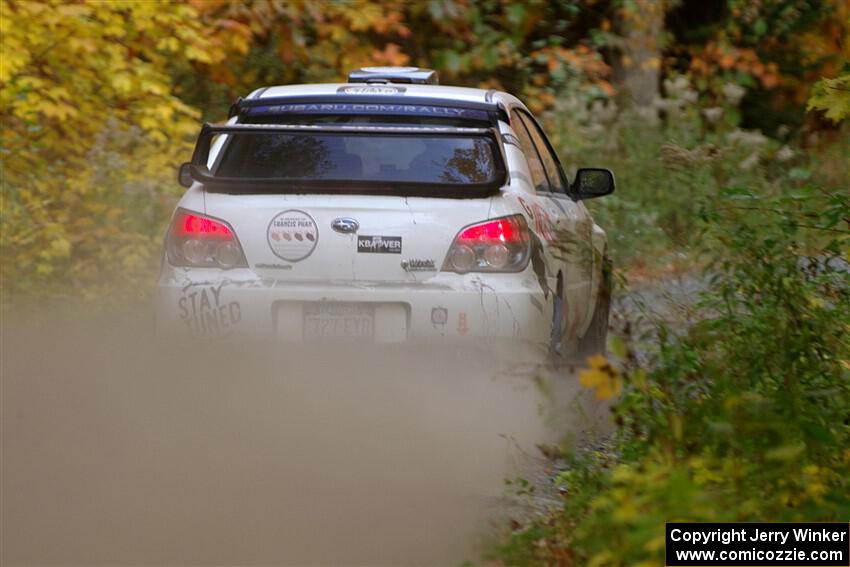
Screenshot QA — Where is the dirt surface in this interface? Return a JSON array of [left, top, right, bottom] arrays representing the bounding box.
[[1, 305, 611, 565]]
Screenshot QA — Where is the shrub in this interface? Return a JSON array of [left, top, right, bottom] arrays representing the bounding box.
[[492, 177, 850, 566]]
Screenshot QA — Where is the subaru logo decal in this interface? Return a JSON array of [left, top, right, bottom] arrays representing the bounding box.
[[331, 217, 359, 234]]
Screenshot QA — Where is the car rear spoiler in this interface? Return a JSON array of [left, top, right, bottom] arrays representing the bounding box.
[[229, 94, 509, 123], [181, 123, 509, 199]]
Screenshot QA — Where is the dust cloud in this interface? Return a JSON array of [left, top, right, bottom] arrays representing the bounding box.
[[2, 302, 610, 565]]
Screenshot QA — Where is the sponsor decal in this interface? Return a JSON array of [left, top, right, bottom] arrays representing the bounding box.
[[531, 202, 556, 242], [401, 258, 436, 272], [178, 283, 241, 339], [337, 85, 406, 95], [517, 196, 534, 218], [244, 103, 489, 120], [357, 235, 402, 254], [431, 307, 448, 326], [517, 197, 555, 242], [457, 312, 469, 336], [267, 210, 318, 262]]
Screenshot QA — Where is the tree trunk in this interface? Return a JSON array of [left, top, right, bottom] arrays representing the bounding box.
[[613, 0, 666, 108]]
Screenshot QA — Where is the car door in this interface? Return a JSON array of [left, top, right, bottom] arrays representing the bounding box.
[[511, 109, 595, 338], [507, 107, 563, 295]]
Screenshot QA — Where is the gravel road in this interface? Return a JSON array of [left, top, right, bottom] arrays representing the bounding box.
[[2, 306, 610, 565]]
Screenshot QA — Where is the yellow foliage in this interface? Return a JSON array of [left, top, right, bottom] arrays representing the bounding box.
[[579, 354, 623, 399], [1, 0, 222, 301]]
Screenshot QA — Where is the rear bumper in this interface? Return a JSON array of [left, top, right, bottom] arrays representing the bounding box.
[[155, 267, 552, 345]]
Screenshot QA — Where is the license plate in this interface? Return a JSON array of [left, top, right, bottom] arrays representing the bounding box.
[[303, 303, 374, 342]]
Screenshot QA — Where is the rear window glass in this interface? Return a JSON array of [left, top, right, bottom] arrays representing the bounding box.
[[216, 133, 499, 185]]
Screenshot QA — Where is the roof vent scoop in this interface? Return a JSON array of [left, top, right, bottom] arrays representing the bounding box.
[[348, 66, 439, 85]]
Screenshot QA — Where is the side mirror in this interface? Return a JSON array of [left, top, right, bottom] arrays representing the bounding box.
[[178, 162, 194, 188], [571, 168, 615, 200]]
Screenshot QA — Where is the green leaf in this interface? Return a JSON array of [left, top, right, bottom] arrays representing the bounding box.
[[808, 74, 850, 123], [608, 335, 627, 359], [506, 4, 525, 26], [765, 442, 806, 461]]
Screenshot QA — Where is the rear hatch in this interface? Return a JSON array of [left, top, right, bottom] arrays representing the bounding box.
[[203, 192, 495, 283], [191, 102, 508, 283]]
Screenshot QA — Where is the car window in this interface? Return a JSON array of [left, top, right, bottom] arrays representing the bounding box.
[[509, 109, 550, 192], [516, 111, 568, 194], [216, 133, 499, 185]]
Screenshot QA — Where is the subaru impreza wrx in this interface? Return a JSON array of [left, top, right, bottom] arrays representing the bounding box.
[[156, 66, 615, 355]]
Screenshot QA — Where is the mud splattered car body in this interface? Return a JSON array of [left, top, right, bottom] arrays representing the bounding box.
[[156, 67, 614, 353]]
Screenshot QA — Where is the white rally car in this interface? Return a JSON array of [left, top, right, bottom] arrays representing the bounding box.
[[156, 67, 615, 355]]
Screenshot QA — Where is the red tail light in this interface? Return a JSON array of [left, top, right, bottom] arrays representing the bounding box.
[[165, 208, 247, 268], [442, 215, 530, 273]]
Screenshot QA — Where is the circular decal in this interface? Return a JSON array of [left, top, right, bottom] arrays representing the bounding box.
[[267, 210, 318, 262]]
